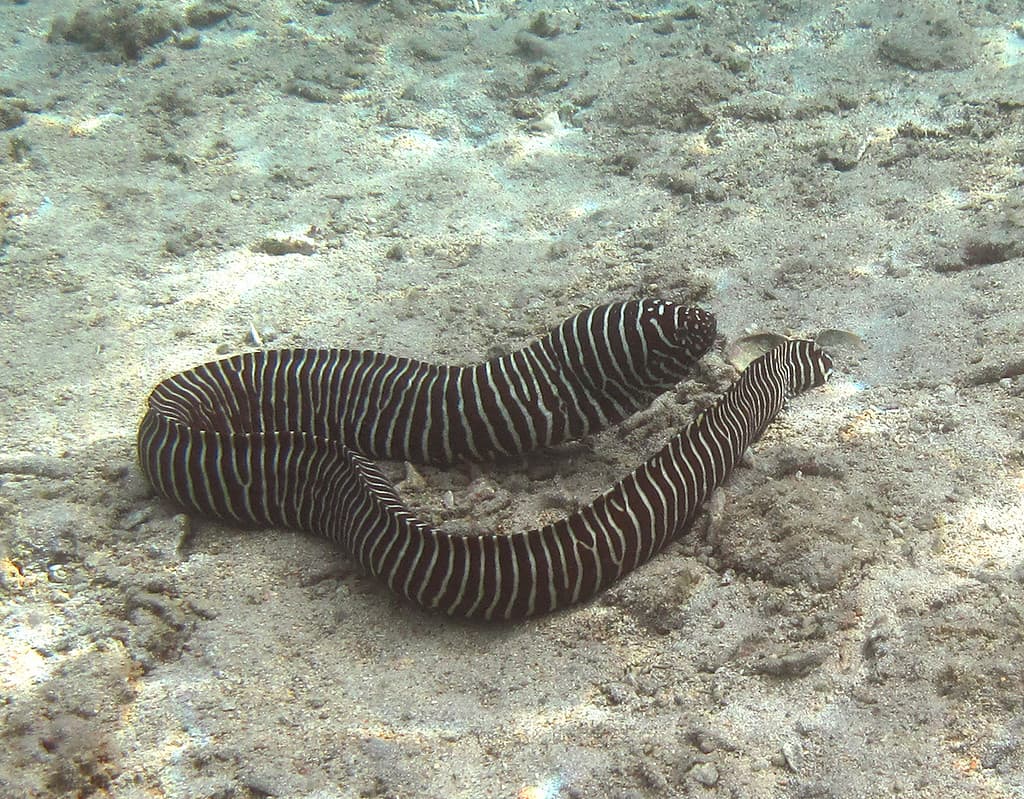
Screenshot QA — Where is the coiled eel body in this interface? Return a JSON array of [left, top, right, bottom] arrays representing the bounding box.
[[138, 300, 833, 620]]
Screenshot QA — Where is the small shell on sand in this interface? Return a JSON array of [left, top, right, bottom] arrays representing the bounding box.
[[816, 328, 865, 352], [726, 332, 788, 370]]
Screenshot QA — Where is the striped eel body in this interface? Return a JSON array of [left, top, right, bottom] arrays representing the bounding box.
[[138, 300, 833, 620]]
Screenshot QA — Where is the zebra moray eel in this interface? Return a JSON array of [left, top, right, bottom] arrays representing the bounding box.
[[138, 300, 833, 620]]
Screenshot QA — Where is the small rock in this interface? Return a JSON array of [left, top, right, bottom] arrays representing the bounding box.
[[752, 649, 827, 678], [397, 463, 428, 492], [528, 11, 561, 38], [529, 110, 563, 134], [0, 453, 72, 480], [514, 30, 554, 60], [961, 228, 1022, 267], [652, 16, 675, 34], [247, 318, 278, 346], [186, 1, 233, 29], [467, 478, 497, 502], [817, 131, 863, 171], [253, 233, 316, 256], [690, 763, 719, 786], [121, 507, 153, 530], [637, 760, 669, 792], [51, 4, 184, 62], [174, 30, 201, 49], [407, 35, 444, 62], [173, 514, 193, 557], [878, 7, 977, 71], [0, 100, 26, 130], [598, 681, 630, 706], [781, 741, 804, 772]]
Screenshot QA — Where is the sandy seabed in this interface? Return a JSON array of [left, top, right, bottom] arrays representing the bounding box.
[[1, 1, 1023, 797]]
